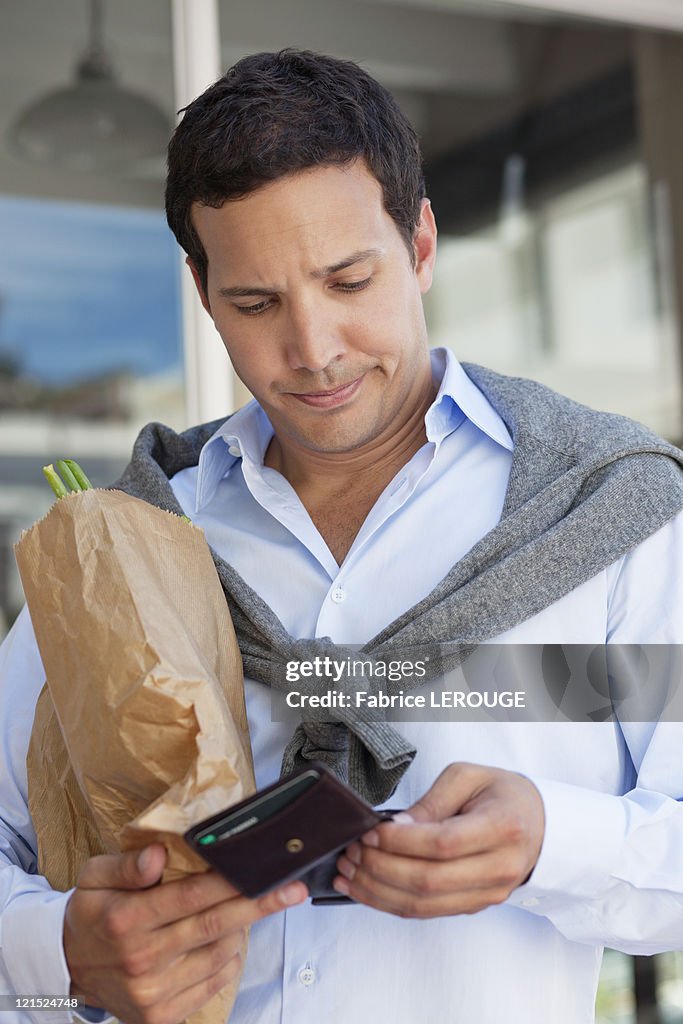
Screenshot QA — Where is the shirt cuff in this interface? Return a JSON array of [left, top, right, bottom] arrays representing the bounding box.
[[1, 888, 114, 1024], [2, 889, 74, 1024], [72, 1010, 113, 1023], [506, 777, 626, 912]]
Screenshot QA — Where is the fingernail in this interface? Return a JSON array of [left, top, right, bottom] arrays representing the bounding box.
[[279, 882, 306, 906], [137, 847, 153, 873], [333, 877, 351, 895], [390, 812, 415, 825], [361, 829, 379, 847]]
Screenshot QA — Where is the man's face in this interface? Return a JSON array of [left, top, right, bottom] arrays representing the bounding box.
[[189, 160, 437, 457]]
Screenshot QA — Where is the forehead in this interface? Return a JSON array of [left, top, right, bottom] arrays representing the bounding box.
[[191, 161, 400, 275]]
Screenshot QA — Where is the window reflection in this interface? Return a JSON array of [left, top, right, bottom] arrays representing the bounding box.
[[0, 195, 183, 636]]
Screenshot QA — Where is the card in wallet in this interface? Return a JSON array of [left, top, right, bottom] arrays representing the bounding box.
[[185, 764, 389, 904]]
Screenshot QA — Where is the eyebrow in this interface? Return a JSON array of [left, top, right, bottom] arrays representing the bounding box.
[[217, 248, 384, 298]]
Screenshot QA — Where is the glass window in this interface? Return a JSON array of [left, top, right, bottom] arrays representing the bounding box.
[[0, 0, 179, 637], [426, 163, 681, 440]]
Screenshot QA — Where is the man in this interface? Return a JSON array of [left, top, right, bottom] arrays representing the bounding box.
[[2, 48, 683, 1024]]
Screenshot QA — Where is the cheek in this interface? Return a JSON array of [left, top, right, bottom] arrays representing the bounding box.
[[212, 330, 259, 387]]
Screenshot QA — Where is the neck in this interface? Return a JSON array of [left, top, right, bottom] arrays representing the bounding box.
[[265, 375, 437, 497]]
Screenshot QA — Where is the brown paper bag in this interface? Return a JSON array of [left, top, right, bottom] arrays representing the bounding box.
[[15, 488, 256, 1024]]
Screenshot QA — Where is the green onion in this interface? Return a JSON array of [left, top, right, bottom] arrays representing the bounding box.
[[41, 461, 191, 526], [42, 459, 93, 500], [42, 464, 69, 500], [63, 459, 93, 491], [56, 460, 80, 493]]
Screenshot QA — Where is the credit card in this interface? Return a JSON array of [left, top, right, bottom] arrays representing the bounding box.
[[193, 768, 320, 845]]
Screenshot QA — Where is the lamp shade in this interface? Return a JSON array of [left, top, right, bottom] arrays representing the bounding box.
[[9, 68, 172, 173]]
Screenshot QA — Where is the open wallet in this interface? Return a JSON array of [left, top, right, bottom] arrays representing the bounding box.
[[185, 763, 397, 905]]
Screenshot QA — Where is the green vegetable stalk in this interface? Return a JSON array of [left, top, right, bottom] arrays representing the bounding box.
[[41, 460, 192, 524], [42, 459, 93, 500]]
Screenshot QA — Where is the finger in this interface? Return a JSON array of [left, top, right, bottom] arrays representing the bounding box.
[[128, 933, 246, 1006], [77, 845, 167, 892], [130, 870, 243, 930], [338, 844, 521, 897], [406, 763, 490, 823], [333, 863, 509, 919], [145, 881, 308, 967], [359, 807, 500, 860], [145, 951, 244, 1024]]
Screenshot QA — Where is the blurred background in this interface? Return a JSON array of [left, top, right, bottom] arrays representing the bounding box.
[[1, 1, 683, 1018]]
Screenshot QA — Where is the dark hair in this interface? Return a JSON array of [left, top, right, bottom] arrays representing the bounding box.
[[165, 49, 425, 293]]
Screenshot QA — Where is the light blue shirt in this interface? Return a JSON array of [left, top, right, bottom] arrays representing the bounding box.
[[2, 348, 683, 1024]]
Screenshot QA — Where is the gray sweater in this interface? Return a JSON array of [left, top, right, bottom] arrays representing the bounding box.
[[115, 363, 683, 802]]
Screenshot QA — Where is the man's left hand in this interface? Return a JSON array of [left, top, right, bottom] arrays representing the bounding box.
[[333, 762, 545, 918]]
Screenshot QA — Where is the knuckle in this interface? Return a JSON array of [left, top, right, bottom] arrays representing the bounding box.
[[500, 811, 525, 844], [494, 858, 521, 887], [103, 899, 132, 940], [462, 887, 508, 913], [178, 875, 206, 915], [209, 955, 241, 997], [120, 948, 153, 979], [445, 761, 475, 784], [432, 829, 457, 859], [210, 937, 235, 973], [223, 933, 244, 962], [356, 849, 379, 879], [257, 885, 300, 919], [463, 895, 489, 915], [396, 896, 421, 919], [443, 762, 464, 782], [135, 978, 167, 1011], [410, 865, 438, 896], [489, 887, 511, 906], [198, 906, 225, 944], [257, 891, 281, 918], [127, 977, 160, 1009]]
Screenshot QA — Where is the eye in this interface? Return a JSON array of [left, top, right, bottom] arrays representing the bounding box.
[[234, 298, 275, 316], [334, 277, 373, 293]]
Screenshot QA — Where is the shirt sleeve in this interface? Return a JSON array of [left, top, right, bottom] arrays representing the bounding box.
[[507, 510, 683, 953], [0, 608, 112, 1024]]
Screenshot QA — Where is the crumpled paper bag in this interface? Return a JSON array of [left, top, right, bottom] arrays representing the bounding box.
[[15, 488, 255, 1024]]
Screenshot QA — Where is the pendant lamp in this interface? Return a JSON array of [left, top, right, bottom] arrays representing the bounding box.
[[8, 0, 171, 173]]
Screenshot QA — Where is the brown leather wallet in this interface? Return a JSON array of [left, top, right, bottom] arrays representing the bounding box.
[[185, 764, 393, 905]]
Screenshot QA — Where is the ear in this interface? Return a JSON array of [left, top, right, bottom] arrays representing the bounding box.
[[186, 257, 213, 319], [413, 199, 437, 295]]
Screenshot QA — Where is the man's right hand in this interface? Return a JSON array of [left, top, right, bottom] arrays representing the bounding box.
[[63, 844, 307, 1024]]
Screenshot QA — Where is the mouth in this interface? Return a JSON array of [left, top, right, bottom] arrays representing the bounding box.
[[288, 375, 364, 409]]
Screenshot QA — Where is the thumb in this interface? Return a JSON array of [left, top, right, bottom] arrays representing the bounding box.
[[76, 844, 167, 891], [406, 763, 488, 824]]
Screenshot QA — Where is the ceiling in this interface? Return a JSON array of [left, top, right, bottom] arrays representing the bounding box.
[[0, 0, 670, 210]]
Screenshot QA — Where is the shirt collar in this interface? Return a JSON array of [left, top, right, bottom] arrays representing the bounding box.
[[427, 347, 513, 451], [193, 346, 513, 512]]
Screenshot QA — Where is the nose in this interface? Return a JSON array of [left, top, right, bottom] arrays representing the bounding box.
[[284, 298, 347, 372]]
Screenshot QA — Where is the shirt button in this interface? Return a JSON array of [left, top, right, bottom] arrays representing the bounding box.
[[298, 966, 316, 986], [521, 897, 540, 907], [227, 444, 241, 457], [331, 587, 346, 603]]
